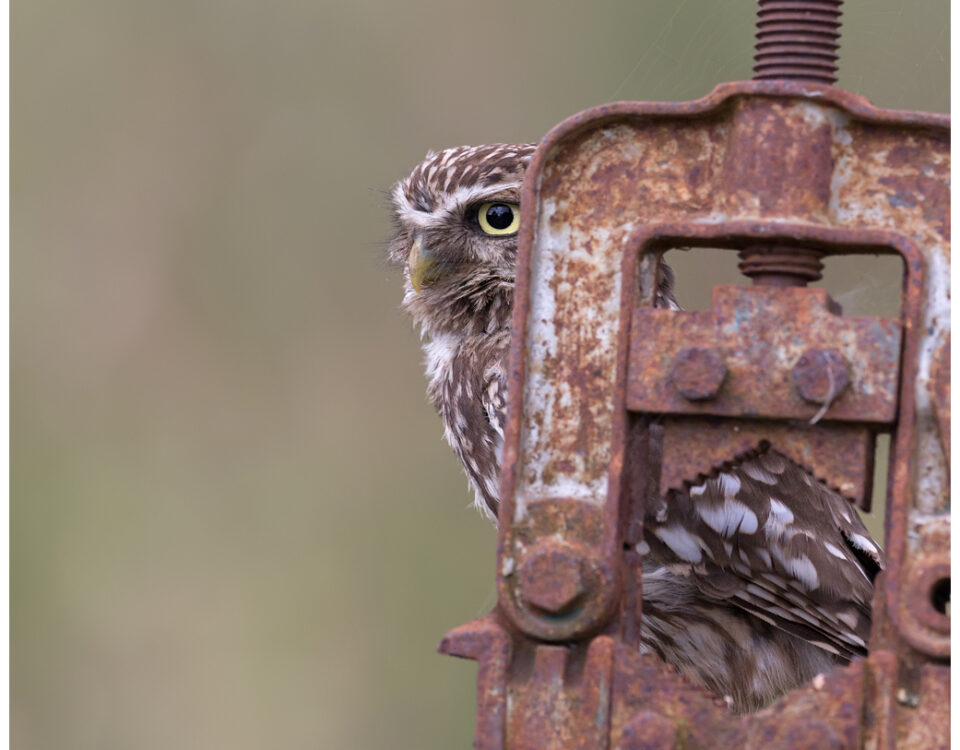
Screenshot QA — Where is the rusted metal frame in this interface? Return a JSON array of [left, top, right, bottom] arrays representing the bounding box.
[[498, 81, 949, 635], [503, 636, 616, 750], [500, 78, 948, 614], [622, 220, 927, 680], [439, 615, 511, 750], [506, 81, 948, 171], [862, 645, 951, 750], [927, 334, 950, 468], [485, 227, 924, 747], [451, 79, 949, 749], [886, 513, 951, 657], [493, 279, 634, 639]]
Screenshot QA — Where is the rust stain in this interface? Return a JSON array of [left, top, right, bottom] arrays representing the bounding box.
[[928, 334, 950, 464]]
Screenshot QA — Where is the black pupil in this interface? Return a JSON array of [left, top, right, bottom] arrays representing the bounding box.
[[485, 204, 514, 230]]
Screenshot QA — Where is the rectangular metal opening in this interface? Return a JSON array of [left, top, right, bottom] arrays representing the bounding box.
[[663, 247, 904, 318]]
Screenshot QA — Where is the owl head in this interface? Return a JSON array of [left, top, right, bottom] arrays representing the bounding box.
[[388, 143, 537, 336]]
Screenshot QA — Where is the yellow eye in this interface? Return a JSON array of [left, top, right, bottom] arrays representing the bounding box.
[[477, 202, 520, 236]]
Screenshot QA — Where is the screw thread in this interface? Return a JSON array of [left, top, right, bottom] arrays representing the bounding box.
[[738, 246, 824, 286], [754, 0, 843, 84]]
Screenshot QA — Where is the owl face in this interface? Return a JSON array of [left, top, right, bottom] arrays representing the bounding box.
[[389, 144, 536, 334]]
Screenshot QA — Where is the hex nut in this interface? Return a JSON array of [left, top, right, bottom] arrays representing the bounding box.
[[669, 346, 728, 401], [516, 543, 586, 614], [793, 348, 850, 405]]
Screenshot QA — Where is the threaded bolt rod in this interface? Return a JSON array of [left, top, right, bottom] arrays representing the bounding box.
[[753, 0, 843, 84]]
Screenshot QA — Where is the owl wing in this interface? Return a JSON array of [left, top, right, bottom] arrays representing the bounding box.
[[643, 449, 883, 660]]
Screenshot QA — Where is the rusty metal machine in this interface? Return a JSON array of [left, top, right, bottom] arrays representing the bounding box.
[[439, 2, 950, 747]]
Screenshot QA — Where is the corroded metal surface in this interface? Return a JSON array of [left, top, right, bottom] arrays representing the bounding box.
[[891, 519, 950, 658], [501, 81, 949, 528], [668, 346, 728, 401], [928, 333, 950, 466], [516, 542, 588, 615], [628, 284, 901, 424], [610, 649, 866, 749], [658, 417, 876, 509], [793, 348, 851, 405], [442, 23, 948, 746], [497, 497, 620, 643], [624, 222, 924, 512]]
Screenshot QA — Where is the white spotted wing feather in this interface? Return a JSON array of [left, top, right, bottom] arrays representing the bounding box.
[[644, 449, 882, 661]]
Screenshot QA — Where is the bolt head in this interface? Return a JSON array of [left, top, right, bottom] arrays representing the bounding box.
[[793, 348, 850, 405], [517, 544, 585, 614], [669, 346, 727, 401]]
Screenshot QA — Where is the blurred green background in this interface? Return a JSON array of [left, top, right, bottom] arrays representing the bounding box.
[[12, 1, 948, 748]]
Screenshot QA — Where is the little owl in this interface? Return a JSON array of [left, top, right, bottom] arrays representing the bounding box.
[[388, 143, 883, 712]]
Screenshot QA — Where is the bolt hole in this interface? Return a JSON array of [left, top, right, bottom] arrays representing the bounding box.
[[930, 577, 950, 616]]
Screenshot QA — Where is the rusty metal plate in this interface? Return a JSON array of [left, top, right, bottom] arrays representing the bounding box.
[[612, 648, 865, 749], [659, 417, 875, 508], [628, 284, 901, 424]]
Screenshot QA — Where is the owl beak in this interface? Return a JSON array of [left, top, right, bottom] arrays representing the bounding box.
[[408, 235, 438, 293]]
